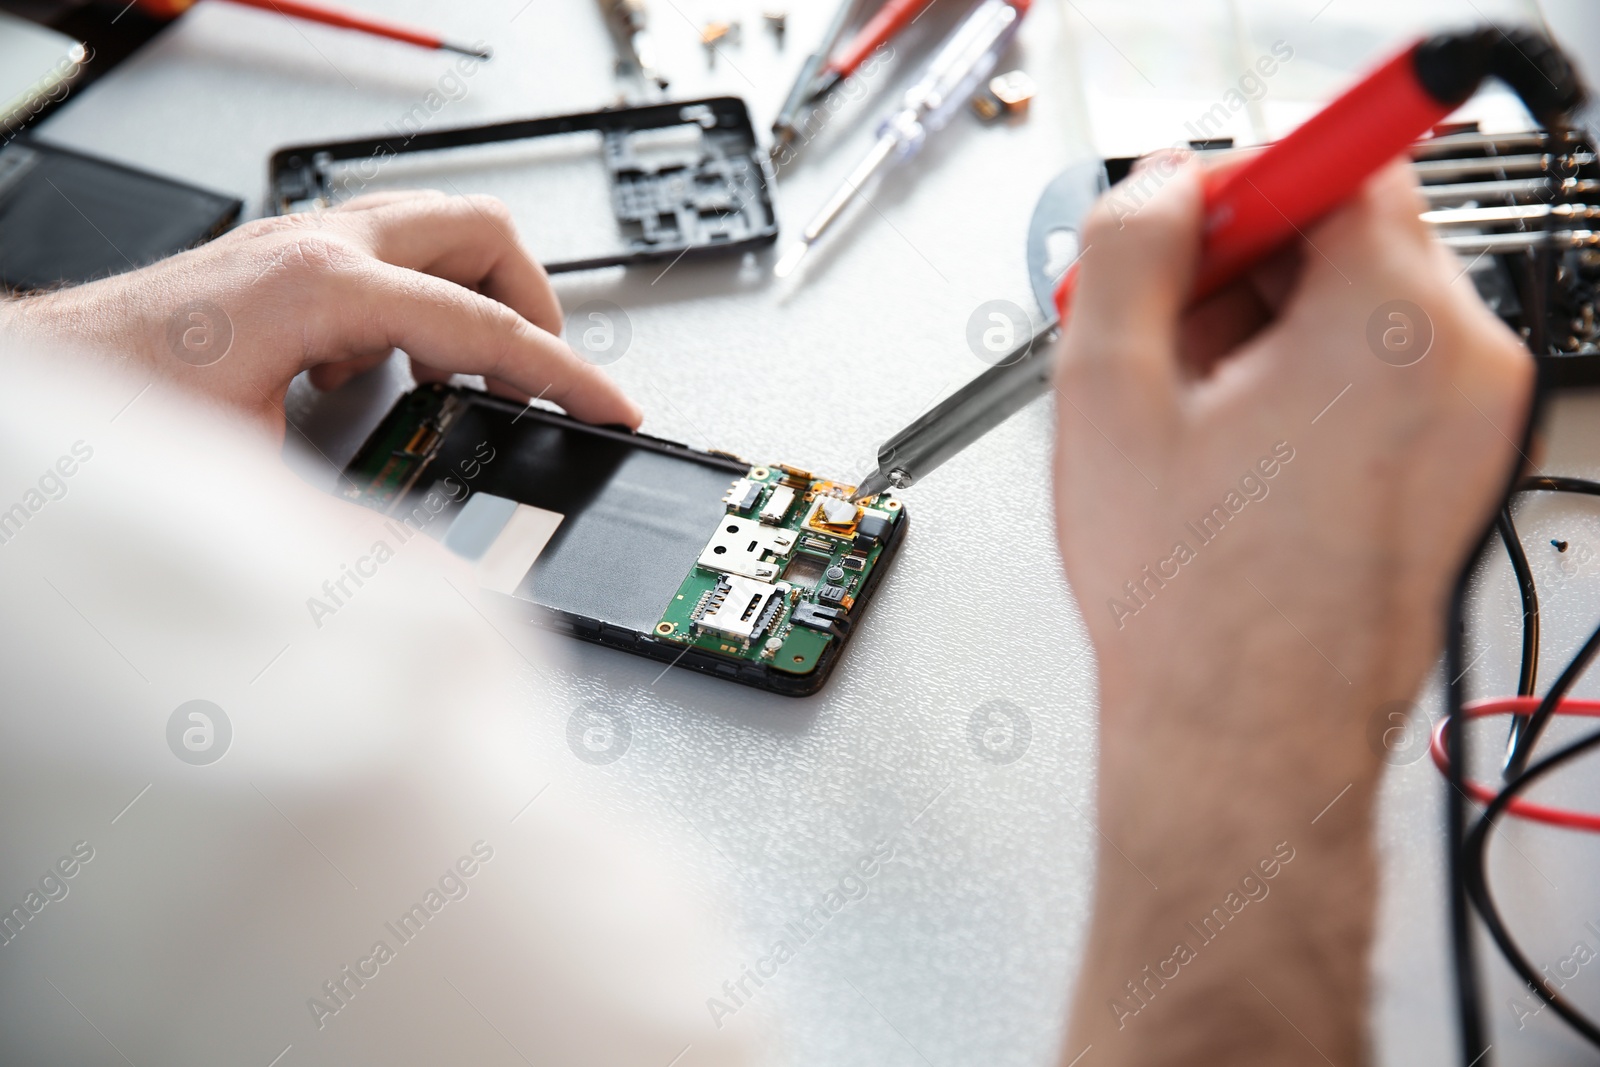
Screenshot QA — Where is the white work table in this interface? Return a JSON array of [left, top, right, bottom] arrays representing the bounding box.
[[35, 0, 1600, 1062]]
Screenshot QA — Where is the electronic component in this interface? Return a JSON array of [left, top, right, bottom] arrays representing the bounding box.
[[659, 465, 899, 678], [760, 484, 797, 524], [697, 515, 796, 581], [817, 497, 856, 522], [723, 478, 762, 513], [792, 601, 843, 634], [402, 423, 443, 456], [854, 510, 893, 545], [804, 494, 861, 539], [973, 70, 1037, 121], [697, 574, 785, 640], [783, 552, 828, 590]]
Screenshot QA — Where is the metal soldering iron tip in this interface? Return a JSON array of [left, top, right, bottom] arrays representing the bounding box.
[[849, 470, 893, 503], [442, 40, 493, 59], [773, 241, 810, 279]]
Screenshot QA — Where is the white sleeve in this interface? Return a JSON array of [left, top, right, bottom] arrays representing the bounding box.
[[0, 353, 762, 1067]]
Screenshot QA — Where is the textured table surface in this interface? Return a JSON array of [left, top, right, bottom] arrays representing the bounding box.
[[35, 0, 1600, 1062]]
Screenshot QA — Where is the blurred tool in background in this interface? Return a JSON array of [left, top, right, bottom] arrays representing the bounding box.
[[596, 0, 668, 91], [811, 0, 942, 100], [135, 0, 490, 56], [770, 0, 863, 163], [774, 0, 1030, 278]]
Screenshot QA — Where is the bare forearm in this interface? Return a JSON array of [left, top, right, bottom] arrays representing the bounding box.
[[1050, 151, 1529, 1067], [1064, 642, 1387, 1066]]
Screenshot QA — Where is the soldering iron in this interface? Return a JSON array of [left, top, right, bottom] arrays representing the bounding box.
[[851, 26, 1588, 503]]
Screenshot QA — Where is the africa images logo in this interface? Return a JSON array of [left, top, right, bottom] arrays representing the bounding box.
[[167, 700, 232, 766]]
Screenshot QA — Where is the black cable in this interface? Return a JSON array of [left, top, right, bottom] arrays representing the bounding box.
[[1454, 474, 1600, 1062], [1524, 476, 1600, 495], [1447, 263, 1552, 1066], [1496, 508, 1540, 760], [1447, 583, 1489, 1061], [1496, 508, 1540, 700], [1491, 482, 1600, 764], [1452, 196, 1600, 1040], [1501, 513, 1600, 784], [1445, 426, 1546, 1067], [1462, 690, 1600, 1045]]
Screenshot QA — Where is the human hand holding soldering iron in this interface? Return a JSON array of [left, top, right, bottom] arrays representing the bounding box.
[[1052, 153, 1531, 1063], [0, 190, 641, 438]]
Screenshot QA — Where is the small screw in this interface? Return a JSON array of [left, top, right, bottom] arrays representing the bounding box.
[[701, 20, 740, 67], [763, 9, 786, 47], [1554, 539, 1570, 552]]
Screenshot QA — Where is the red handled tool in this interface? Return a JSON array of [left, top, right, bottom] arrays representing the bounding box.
[[808, 0, 949, 100], [1053, 28, 1584, 319], [136, 0, 491, 58]]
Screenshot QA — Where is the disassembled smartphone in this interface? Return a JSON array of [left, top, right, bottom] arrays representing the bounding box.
[[268, 97, 777, 273], [340, 385, 907, 695]]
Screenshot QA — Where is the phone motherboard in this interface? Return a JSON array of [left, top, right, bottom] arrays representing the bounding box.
[[340, 385, 906, 692], [654, 464, 903, 677]]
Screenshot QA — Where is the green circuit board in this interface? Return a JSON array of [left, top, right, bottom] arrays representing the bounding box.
[[340, 385, 905, 684], [653, 464, 902, 676], [339, 387, 461, 511]]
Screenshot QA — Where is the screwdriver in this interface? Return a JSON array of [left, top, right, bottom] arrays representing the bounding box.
[[850, 26, 1587, 502], [808, 0, 945, 102], [137, 0, 491, 57], [772, 0, 1030, 280], [771, 0, 862, 162]]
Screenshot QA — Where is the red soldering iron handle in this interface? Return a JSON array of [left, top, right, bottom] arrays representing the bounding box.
[[1053, 38, 1455, 321], [1193, 43, 1453, 298]]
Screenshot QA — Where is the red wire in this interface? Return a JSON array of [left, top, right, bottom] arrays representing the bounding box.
[[1432, 697, 1600, 832]]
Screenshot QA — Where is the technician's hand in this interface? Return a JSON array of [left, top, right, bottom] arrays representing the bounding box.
[[0, 190, 642, 437], [1052, 156, 1531, 1066]]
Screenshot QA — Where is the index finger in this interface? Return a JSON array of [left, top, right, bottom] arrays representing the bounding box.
[[319, 260, 641, 428], [335, 194, 565, 338]]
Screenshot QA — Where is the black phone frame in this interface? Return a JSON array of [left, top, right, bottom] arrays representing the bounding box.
[[268, 97, 779, 274]]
